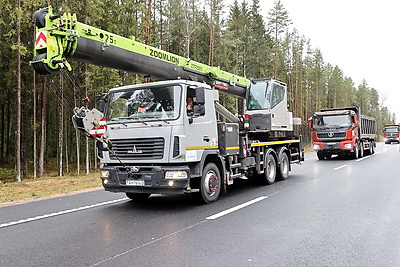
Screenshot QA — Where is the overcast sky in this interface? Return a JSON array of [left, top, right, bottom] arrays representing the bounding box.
[[225, 0, 400, 123]]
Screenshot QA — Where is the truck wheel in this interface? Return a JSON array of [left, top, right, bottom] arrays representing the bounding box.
[[351, 144, 359, 159], [199, 163, 221, 204], [277, 149, 289, 180], [263, 152, 277, 185], [359, 142, 364, 158], [317, 151, 325, 160], [126, 193, 151, 201], [370, 142, 375, 154]]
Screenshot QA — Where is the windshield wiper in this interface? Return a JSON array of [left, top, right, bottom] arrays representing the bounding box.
[[109, 118, 128, 127], [158, 119, 170, 124]]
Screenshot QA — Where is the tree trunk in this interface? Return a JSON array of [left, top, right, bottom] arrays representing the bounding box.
[[58, 75, 63, 176], [74, 87, 80, 176], [15, 0, 22, 182], [6, 93, 10, 158], [208, 0, 215, 66], [76, 130, 80, 176], [85, 65, 89, 175], [33, 71, 37, 178], [39, 77, 47, 178], [65, 118, 69, 174], [22, 76, 29, 178], [1, 93, 4, 164], [145, 0, 152, 45]]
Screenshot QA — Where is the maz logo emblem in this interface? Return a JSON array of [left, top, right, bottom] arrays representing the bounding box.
[[328, 132, 334, 138], [127, 145, 143, 154]]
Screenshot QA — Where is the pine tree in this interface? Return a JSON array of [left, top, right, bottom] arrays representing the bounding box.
[[266, 0, 291, 77]]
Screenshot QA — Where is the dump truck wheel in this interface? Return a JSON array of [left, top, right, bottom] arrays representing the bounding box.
[[359, 142, 364, 158], [317, 151, 325, 160]]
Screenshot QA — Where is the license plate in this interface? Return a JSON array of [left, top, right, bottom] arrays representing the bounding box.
[[126, 180, 145, 186]]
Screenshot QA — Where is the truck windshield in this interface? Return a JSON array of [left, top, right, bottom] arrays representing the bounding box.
[[384, 128, 399, 133], [105, 85, 181, 123], [314, 115, 351, 127], [247, 81, 271, 110]]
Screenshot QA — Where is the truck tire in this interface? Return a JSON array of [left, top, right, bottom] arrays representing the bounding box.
[[351, 144, 359, 159], [370, 142, 375, 154], [317, 151, 325, 160], [276, 148, 290, 180], [359, 142, 364, 158], [199, 163, 221, 204], [125, 193, 151, 202], [263, 152, 277, 185]]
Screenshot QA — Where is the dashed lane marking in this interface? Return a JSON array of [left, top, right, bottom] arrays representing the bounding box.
[[334, 164, 348, 170], [0, 198, 128, 229]]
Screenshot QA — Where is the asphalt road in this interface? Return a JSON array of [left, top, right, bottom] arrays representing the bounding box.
[[1, 142, 400, 266]]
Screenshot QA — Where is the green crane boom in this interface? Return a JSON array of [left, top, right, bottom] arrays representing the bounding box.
[[31, 6, 250, 98]]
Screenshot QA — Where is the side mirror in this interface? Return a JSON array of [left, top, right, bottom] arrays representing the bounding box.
[[194, 87, 205, 116], [308, 117, 313, 129], [353, 115, 359, 127], [195, 87, 205, 104], [97, 93, 108, 113]]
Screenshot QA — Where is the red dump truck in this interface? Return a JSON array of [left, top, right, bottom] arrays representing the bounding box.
[[309, 107, 376, 160], [383, 124, 400, 144]]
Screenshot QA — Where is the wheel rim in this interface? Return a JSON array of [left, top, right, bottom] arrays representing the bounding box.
[[267, 156, 276, 181], [204, 170, 219, 196], [281, 154, 289, 176]]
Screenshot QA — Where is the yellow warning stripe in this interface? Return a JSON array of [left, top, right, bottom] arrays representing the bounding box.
[[250, 139, 300, 147], [186, 146, 218, 150]]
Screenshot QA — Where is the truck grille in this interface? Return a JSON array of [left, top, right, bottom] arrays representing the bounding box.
[[317, 132, 346, 139], [110, 137, 164, 160]]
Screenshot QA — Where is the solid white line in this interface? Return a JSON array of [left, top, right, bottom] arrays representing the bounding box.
[[0, 198, 128, 229], [356, 155, 371, 162], [334, 165, 348, 170], [206, 196, 268, 220]]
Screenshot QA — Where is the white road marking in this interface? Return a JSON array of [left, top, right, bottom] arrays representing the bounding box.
[[0, 198, 128, 229], [206, 196, 268, 220], [91, 186, 295, 266], [356, 155, 371, 162], [334, 165, 348, 170]]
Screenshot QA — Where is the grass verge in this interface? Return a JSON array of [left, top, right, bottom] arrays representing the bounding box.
[[0, 173, 102, 205]]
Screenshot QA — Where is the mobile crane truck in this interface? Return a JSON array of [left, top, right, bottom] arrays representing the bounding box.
[[309, 107, 376, 160], [31, 6, 304, 203]]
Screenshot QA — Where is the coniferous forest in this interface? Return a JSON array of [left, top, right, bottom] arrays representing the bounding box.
[[1, 0, 395, 181]]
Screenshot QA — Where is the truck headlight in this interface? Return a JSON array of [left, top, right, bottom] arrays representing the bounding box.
[[313, 144, 320, 150], [165, 170, 188, 180], [344, 143, 352, 149], [101, 170, 109, 178]]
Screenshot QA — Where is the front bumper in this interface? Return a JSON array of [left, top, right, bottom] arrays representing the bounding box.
[[314, 141, 353, 156], [101, 165, 193, 195]]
